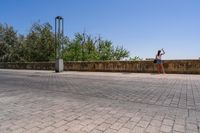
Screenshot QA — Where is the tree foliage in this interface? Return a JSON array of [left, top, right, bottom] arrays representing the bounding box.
[[0, 24, 20, 62], [0, 22, 137, 62], [129, 56, 143, 61], [25, 22, 55, 61]]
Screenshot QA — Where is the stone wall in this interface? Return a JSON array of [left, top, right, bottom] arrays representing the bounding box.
[[64, 60, 200, 74], [0, 60, 200, 74], [0, 62, 55, 70]]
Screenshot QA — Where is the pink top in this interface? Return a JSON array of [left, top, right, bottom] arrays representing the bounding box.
[[156, 54, 162, 60], [156, 52, 165, 60]]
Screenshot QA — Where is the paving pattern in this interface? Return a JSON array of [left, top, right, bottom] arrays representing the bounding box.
[[0, 69, 200, 133]]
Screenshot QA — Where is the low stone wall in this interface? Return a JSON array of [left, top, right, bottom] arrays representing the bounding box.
[[0, 62, 55, 70], [64, 60, 200, 74], [0, 60, 200, 74]]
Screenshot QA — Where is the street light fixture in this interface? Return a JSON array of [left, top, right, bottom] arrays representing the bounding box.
[[0, 33, 3, 43], [55, 16, 64, 72]]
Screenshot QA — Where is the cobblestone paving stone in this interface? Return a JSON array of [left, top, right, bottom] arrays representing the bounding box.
[[0, 69, 200, 133]]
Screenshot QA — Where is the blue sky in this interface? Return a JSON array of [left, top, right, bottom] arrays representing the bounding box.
[[0, 0, 200, 59]]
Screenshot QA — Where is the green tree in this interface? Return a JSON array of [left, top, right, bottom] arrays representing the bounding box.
[[113, 46, 129, 60], [25, 22, 55, 62], [97, 40, 114, 60], [63, 32, 131, 61], [63, 33, 82, 61], [0, 24, 21, 62], [63, 33, 99, 61], [83, 35, 99, 61], [129, 56, 143, 61]]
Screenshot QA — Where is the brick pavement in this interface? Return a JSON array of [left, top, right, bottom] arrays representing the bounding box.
[[0, 69, 200, 133]]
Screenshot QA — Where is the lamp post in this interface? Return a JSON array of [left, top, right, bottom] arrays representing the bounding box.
[[0, 33, 3, 43], [55, 16, 64, 72]]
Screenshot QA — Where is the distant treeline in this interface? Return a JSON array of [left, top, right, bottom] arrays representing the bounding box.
[[0, 22, 141, 62]]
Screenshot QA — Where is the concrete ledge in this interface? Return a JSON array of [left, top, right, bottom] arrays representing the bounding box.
[[0, 60, 200, 74]]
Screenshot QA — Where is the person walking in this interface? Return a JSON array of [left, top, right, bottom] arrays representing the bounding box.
[[155, 48, 165, 74]]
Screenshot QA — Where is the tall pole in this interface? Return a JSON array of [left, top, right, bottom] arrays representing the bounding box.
[[55, 18, 57, 59], [55, 16, 64, 72], [62, 18, 64, 58], [58, 18, 60, 58]]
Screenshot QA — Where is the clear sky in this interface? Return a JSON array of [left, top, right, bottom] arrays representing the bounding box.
[[0, 0, 200, 59]]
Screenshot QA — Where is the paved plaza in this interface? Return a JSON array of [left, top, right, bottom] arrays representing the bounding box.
[[0, 69, 200, 133]]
